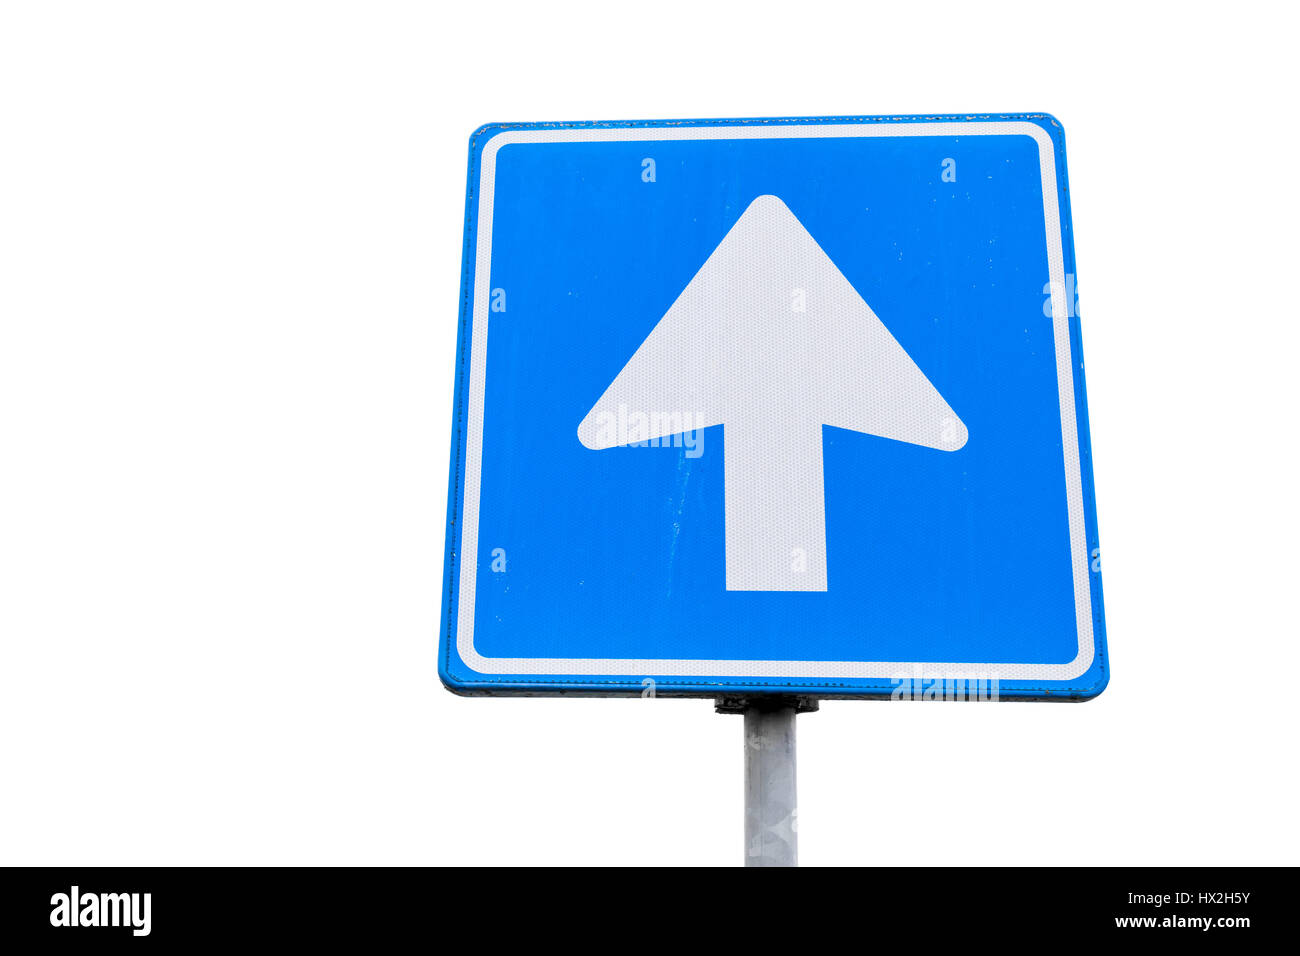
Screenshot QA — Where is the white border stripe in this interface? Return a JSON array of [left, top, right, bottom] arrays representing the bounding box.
[[457, 121, 1093, 681]]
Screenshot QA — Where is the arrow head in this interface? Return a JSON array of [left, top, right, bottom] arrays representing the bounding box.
[[578, 194, 967, 452]]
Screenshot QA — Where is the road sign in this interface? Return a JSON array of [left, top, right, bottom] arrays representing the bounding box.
[[440, 114, 1108, 701]]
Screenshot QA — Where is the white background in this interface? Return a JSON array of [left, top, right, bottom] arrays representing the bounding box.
[[2, 2, 1296, 867]]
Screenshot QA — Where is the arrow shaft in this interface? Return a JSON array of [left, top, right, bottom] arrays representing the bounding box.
[[724, 420, 827, 591]]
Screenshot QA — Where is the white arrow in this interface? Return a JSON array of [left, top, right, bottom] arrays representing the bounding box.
[[577, 195, 967, 592]]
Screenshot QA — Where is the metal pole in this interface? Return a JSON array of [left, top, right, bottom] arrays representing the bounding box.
[[743, 704, 798, 867]]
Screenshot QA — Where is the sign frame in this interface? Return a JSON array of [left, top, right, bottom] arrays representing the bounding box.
[[439, 114, 1109, 701]]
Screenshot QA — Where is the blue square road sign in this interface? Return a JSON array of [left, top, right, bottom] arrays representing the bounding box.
[[439, 114, 1108, 701]]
